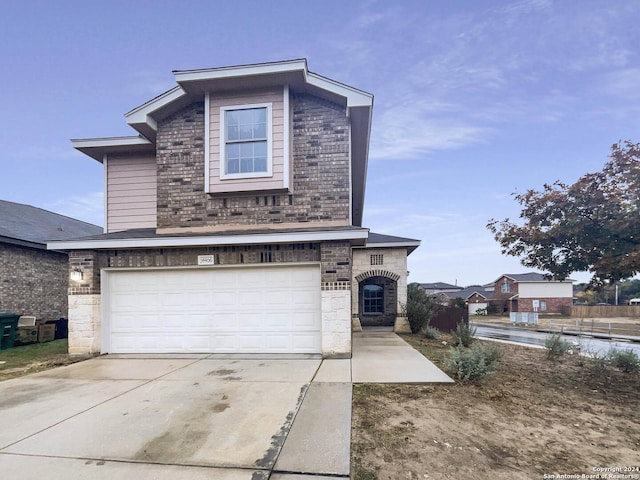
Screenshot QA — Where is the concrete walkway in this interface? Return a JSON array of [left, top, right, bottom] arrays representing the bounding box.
[[0, 332, 450, 479], [352, 331, 454, 383]]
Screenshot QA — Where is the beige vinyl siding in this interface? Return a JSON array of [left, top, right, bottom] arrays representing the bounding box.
[[518, 282, 573, 298], [209, 87, 286, 193], [106, 154, 157, 232]]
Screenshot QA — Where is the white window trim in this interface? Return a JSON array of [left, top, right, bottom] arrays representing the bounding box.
[[219, 102, 273, 180]]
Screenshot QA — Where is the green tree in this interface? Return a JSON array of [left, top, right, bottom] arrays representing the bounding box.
[[403, 283, 441, 334], [449, 297, 467, 309], [488, 141, 640, 286]]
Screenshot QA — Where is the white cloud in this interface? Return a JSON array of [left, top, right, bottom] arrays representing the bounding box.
[[51, 191, 104, 227]]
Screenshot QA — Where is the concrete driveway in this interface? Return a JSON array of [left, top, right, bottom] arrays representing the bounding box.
[[0, 355, 351, 480], [0, 332, 451, 479]]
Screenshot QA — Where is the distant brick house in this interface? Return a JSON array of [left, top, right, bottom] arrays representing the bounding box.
[[0, 200, 101, 320], [422, 274, 573, 315], [49, 59, 420, 357], [489, 273, 573, 314]]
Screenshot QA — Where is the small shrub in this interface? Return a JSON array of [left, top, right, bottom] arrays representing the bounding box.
[[402, 283, 441, 334], [474, 307, 488, 316], [607, 348, 640, 373], [585, 351, 611, 377], [445, 343, 503, 383], [544, 333, 572, 359], [423, 326, 439, 340], [451, 322, 476, 347]]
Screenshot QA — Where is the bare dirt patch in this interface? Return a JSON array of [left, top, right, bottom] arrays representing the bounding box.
[[351, 334, 640, 480]]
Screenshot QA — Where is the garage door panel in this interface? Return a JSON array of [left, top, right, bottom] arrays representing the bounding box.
[[293, 312, 318, 329], [292, 333, 320, 350], [111, 292, 158, 310], [107, 265, 321, 354], [212, 291, 238, 306], [292, 290, 317, 306]]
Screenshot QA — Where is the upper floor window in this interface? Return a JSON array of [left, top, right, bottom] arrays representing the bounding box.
[[501, 281, 510, 293], [220, 104, 272, 179]]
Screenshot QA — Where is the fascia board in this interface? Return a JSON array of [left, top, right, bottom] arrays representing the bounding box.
[[1, 235, 46, 250], [71, 136, 154, 162], [47, 229, 370, 251], [306, 72, 373, 107], [173, 59, 308, 83], [354, 241, 421, 249], [71, 136, 152, 149], [124, 86, 187, 126]]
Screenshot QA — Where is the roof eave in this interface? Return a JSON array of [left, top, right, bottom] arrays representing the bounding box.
[[47, 228, 370, 251], [71, 136, 154, 162], [0, 235, 46, 250], [124, 86, 188, 140], [355, 240, 421, 255]]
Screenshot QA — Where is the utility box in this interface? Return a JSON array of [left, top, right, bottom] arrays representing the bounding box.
[[0, 313, 20, 350], [37, 324, 56, 343], [17, 326, 39, 344]]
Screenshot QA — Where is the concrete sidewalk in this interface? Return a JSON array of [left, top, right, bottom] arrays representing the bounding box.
[[274, 331, 452, 478], [351, 331, 453, 383]]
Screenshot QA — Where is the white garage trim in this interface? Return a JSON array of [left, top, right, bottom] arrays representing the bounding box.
[[101, 263, 321, 354]]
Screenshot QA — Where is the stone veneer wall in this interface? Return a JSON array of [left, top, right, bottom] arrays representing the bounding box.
[[351, 248, 410, 332], [67, 240, 353, 357], [67, 251, 108, 355], [155, 92, 351, 229], [0, 243, 68, 320]]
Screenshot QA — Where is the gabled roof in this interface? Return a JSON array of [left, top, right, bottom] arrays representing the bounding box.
[[71, 59, 374, 227], [442, 287, 492, 300], [495, 272, 574, 283], [0, 200, 102, 250], [420, 282, 462, 291]]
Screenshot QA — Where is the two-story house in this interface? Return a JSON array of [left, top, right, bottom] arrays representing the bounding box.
[[49, 59, 419, 357], [490, 272, 573, 314]]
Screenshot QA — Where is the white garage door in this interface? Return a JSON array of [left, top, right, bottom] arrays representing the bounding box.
[[468, 303, 488, 315], [104, 265, 321, 354]]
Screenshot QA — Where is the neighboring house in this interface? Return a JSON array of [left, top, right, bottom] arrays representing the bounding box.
[[440, 286, 492, 314], [490, 272, 573, 314], [48, 59, 420, 357], [0, 200, 102, 320], [419, 282, 463, 294]]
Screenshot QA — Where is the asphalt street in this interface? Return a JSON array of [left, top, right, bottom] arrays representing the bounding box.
[[471, 322, 640, 357]]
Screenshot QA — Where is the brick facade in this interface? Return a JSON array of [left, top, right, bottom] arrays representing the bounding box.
[[0, 243, 68, 320], [64, 65, 385, 357], [517, 297, 572, 315], [155, 93, 350, 230], [68, 242, 351, 295]]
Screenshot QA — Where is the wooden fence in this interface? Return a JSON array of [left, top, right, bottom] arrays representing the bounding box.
[[430, 306, 468, 332], [572, 305, 640, 318]]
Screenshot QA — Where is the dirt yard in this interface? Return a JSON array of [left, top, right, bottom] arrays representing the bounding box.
[[0, 340, 85, 382], [351, 333, 640, 480]]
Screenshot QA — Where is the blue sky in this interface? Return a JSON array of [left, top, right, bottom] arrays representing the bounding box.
[[1, 0, 638, 286]]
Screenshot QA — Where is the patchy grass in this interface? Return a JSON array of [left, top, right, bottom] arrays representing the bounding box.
[[0, 340, 85, 381], [352, 333, 640, 480]]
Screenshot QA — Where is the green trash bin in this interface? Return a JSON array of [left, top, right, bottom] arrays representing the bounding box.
[[0, 313, 20, 350]]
